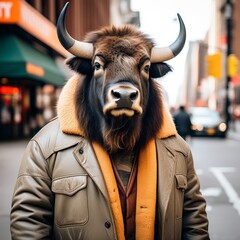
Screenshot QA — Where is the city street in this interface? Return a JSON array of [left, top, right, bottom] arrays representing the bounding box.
[[2, 0, 240, 239], [191, 136, 240, 240], [0, 132, 240, 239]]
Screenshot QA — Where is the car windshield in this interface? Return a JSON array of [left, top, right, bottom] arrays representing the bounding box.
[[190, 108, 219, 119]]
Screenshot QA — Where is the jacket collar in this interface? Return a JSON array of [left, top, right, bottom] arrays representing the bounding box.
[[57, 74, 177, 139]]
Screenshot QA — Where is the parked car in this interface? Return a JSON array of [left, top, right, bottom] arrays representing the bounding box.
[[189, 107, 227, 138]]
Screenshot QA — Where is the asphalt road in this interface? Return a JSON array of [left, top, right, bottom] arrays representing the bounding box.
[[0, 135, 240, 240], [191, 136, 240, 240]]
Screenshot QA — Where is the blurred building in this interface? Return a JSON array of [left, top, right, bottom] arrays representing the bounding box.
[[230, 0, 240, 121], [0, 0, 139, 140], [183, 0, 240, 123]]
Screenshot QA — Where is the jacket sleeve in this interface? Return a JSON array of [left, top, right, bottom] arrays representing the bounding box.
[[182, 149, 210, 240], [10, 140, 54, 240]]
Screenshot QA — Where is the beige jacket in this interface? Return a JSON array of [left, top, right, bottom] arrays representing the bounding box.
[[10, 76, 209, 240]]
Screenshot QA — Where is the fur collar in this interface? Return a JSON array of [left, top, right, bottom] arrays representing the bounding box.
[[57, 74, 177, 138]]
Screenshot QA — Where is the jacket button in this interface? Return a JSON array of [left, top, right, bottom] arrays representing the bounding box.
[[79, 148, 84, 154], [104, 221, 111, 229]]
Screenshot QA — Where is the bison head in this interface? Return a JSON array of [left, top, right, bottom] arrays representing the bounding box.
[[57, 3, 186, 153]]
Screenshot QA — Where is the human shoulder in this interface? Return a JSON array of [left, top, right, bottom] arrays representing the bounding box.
[[32, 118, 81, 159], [157, 134, 190, 157]]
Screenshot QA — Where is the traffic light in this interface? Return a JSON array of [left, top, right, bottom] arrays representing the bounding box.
[[207, 52, 222, 79], [228, 54, 239, 78]]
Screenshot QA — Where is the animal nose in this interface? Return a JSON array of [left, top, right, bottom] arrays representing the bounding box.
[[112, 89, 138, 101], [111, 88, 138, 108]]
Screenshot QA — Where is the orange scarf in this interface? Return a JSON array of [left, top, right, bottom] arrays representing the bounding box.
[[93, 139, 157, 240]]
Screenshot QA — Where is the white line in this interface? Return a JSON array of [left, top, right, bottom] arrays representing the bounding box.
[[210, 167, 240, 215], [206, 205, 212, 212], [196, 169, 203, 176], [202, 187, 222, 197]]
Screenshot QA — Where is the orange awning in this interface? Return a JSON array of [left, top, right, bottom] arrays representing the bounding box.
[[0, 0, 69, 58]]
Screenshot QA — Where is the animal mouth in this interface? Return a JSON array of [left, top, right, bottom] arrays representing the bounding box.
[[111, 108, 137, 117], [103, 103, 143, 117]]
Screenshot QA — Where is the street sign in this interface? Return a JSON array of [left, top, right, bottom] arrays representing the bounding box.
[[228, 54, 239, 78], [207, 52, 222, 79]]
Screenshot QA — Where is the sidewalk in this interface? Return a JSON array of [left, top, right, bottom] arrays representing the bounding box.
[[0, 140, 29, 240]]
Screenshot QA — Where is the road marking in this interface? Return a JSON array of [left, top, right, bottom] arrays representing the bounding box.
[[210, 167, 240, 215], [202, 187, 222, 197], [206, 205, 212, 212], [196, 169, 203, 175]]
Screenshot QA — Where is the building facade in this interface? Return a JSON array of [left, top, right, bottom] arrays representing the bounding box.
[[183, 0, 240, 124], [0, 0, 139, 140]]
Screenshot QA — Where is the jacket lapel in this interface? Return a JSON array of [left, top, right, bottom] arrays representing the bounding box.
[[73, 140, 110, 201], [92, 142, 125, 240], [156, 140, 176, 223]]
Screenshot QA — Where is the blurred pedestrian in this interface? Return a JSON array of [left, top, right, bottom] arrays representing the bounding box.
[[173, 105, 192, 141]]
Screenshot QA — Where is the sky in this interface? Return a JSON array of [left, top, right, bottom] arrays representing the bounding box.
[[131, 0, 212, 106]]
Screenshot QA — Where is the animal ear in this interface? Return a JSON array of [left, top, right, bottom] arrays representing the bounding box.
[[150, 62, 172, 78], [66, 57, 92, 75]]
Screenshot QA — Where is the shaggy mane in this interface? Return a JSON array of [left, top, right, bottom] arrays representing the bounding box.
[[75, 76, 163, 153]]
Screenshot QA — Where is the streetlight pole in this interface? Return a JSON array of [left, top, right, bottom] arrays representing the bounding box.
[[224, 0, 233, 130]]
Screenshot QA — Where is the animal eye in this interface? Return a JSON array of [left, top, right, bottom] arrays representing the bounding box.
[[94, 62, 102, 70], [144, 65, 150, 73]]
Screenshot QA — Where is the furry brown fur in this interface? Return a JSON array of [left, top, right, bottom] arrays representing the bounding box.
[[66, 25, 173, 153]]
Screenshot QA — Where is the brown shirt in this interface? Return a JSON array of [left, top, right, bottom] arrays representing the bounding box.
[[111, 152, 138, 240]]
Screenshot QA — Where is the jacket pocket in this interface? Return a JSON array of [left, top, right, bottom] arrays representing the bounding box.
[[175, 174, 187, 192], [175, 174, 187, 220], [52, 176, 88, 227]]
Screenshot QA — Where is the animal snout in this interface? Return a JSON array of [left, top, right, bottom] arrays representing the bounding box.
[[111, 86, 139, 109], [103, 83, 143, 116], [111, 88, 138, 104]]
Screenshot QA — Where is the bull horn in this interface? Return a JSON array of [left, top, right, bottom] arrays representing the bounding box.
[[150, 14, 186, 63], [57, 2, 93, 59]]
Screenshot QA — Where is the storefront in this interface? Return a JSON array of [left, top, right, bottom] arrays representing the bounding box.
[[0, 0, 70, 140]]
